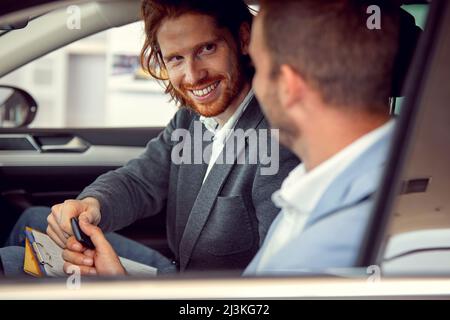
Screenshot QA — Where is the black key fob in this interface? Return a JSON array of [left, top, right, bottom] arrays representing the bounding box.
[[70, 217, 95, 249]]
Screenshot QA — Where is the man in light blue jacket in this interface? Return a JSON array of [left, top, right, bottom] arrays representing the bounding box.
[[245, 0, 403, 275]]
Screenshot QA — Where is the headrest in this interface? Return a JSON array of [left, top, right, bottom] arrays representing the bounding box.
[[391, 8, 423, 97]]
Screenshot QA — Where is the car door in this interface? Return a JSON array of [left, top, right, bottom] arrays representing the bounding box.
[[0, 127, 169, 250]]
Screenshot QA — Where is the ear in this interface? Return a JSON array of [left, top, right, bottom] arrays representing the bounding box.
[[239, 22, 251, 55], [278, 64, 305, 110]]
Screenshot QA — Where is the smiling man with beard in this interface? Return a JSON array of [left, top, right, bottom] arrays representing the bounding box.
[[0, 0, 299, 277]]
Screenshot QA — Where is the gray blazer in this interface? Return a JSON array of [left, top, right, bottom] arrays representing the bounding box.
[[78, 97, 299, 272]]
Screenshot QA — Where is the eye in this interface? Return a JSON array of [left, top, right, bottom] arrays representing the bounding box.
[[199, 43, 216, 55], [167, 55, 183, 64]]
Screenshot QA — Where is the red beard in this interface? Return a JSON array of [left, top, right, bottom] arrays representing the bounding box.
[[173, 68, 245, 118]]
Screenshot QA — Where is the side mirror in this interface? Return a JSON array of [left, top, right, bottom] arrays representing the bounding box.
[[0, 85, 38, 128]]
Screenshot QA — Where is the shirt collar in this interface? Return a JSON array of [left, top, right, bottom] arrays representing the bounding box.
[[200, 89, 254, 136], [273, 120, 395, 215]]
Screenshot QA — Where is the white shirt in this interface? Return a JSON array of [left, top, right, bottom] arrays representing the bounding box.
[[255, 120, 395, 272], [200, 89, 254, 183]]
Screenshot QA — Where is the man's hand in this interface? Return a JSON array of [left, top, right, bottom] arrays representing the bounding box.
[[47, 197, 101, 248], [62, 219, 126, 276]]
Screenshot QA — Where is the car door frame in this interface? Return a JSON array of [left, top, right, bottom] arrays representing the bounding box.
[[357, 0, 449, 268]]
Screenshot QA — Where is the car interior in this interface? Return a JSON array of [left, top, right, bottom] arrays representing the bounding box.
[[0, 0, 449, 298], [359, 0, 450, 276]]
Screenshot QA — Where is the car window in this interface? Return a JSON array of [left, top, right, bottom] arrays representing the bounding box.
[[392, 4, 429, 115], [0, 21, 178, 128], [3, 0, 450, 300]]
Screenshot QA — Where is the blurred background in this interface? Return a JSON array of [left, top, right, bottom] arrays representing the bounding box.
[[0, 21, 178, 128]]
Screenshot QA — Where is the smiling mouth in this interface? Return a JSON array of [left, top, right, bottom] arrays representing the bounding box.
[[190, 81, 220, 98]]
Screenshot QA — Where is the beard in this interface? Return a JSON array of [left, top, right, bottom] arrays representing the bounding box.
[[260, 86, 299, 149], [172, 59, 246, 118]]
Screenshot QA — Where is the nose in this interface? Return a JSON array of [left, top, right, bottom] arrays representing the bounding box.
[[184, 58, 207, 85]]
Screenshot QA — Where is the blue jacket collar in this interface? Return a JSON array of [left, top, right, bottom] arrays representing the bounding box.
[[304, 131, 393, 229]]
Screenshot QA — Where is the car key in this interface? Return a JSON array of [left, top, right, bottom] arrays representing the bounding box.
[[70, 217, 95, 250]]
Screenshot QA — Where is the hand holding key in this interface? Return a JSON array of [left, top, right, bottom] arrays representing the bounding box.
[[62, 218, 126, 276], [46, 197, 101, 248]]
